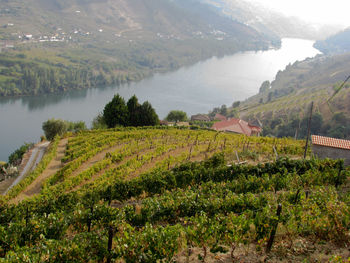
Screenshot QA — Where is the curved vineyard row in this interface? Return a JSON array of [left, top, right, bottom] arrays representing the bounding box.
[[0, 127, 349, 262]]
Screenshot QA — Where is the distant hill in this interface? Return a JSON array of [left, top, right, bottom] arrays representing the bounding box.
[[314, 27, 350, 54], [0, 0, 274, 97], [197, 0, 342, 40], [0, 0, 264, 42], [237, 53, 350, 138]]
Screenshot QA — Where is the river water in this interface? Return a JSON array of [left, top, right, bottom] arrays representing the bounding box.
[[0, 38, 320, 161]]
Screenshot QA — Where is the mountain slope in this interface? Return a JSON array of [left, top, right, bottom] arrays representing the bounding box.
[[0, 0, 273, 97], [238, 53, 350, 138], [197, 0, 343, 40], [314, 27, 350, 54]]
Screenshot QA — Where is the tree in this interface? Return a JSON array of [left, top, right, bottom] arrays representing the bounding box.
[[259, 81, 270, 93], [139, 101, 159, 126], [42, 119, 68, 140], [103, 94, 128, 128], [220, 105, 228, 116], [166, 110, 188, 122], [267, 92, 273, 102], [127, 95, 141, 126], [232, 101, 240, 108], [67, 121, 87, 132], [92, 113, 107, 129]]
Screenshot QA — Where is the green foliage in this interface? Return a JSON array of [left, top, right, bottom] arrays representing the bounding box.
[[232, 101, 241, 108], [259, 80, 270, 93], [127, 95, 141, 127], [42, 119, 68, 141], [165, 110, 188, 122], [103, 94, 159, 128], [42, 119, 86, 140], [8, 142, 34, 165], [103, 94, 128, 128], [91, 113, 107, 130], [1, 128, 349, 262], [139, 101, 159, 126]]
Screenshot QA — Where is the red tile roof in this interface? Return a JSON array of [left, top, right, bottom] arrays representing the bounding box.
[[214, 113, 227, 121], [212, 118, 262, 136], [312, 135, 350, 150]]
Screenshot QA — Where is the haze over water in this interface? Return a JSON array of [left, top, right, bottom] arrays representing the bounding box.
[[0, 38, 320, 161]]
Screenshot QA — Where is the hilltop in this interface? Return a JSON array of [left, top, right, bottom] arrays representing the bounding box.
[[0, 0, 273, 97]]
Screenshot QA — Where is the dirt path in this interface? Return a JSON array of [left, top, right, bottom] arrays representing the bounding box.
[[3, 141, 50, 196], [12, 139, 68, 203]]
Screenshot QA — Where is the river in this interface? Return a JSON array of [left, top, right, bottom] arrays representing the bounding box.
[[0, 38, 320, 161]]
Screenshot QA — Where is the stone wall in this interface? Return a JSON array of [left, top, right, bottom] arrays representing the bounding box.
[[312, 145, 350, 166]]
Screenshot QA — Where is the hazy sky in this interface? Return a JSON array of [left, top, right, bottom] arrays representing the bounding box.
[[250, 0, 350, 26]]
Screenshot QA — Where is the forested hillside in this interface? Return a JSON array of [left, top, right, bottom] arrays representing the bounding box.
[[0, 0, 273, 97], [314, 27, 350, 54], [238, 53, 350, 138]]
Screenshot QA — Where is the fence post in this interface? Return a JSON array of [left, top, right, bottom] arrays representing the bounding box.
[[266, 204, 282, 253], [87, 205, 93, 232], [273, 146, 278, 161], [294, 189, 300, 204], [304, 102, 314, 159], [107, 226, 114, 263]]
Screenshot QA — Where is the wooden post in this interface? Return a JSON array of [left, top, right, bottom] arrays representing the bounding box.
[[304, 102, 314, 159], [294, 189, 300, 204], [107, 226, 114, 263], [188, 146, 193, 160], [25, 207, 29, 227], [108, 186, 112, 206], [273, 146, 278, 161], [235, 151, 240, 163], [87, 205, 93, 232], [266, 204, 282, 253], [335, 167, 343, 188]]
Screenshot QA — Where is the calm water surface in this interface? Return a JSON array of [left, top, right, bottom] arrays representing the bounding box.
[[0, 38, 320, 161]]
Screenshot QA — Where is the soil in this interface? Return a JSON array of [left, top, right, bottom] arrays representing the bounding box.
[[11, 139, 68, 203]]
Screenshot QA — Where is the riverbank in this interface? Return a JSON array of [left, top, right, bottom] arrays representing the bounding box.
[[0, 39, 320, 161]]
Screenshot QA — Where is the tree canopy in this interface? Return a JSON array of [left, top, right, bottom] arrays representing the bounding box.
[[102, 94, 159, 128], [165, 110, 188, 122], [42, 119, 87, 140], [103, 94, 129, 128]]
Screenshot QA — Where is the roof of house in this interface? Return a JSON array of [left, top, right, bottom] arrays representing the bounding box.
[[214, 113, 227, 121], [212, 118, 261, 136], [191, 114, 210, 121], [312, 135, 350, 150]]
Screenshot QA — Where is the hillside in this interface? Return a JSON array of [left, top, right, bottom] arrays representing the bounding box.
[[314, 27, 350, 54], [237, 52, 350, 138], [0, 0, 272, 97], [198, 0, 342, 40], [0, 128, 349, 262]]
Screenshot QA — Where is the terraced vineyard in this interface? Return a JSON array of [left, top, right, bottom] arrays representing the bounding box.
[[0, 127, 349, 262]]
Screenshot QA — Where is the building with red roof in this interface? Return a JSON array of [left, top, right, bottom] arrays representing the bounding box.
[[213, 113, 227, 121], [211, 118, 262, 136], [312, 135, 350, 166]]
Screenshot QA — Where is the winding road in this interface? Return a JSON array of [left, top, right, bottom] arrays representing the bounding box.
[[2, 141, 50, 195]]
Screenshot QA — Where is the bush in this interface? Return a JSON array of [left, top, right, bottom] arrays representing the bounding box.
[[8, 142, 34, 165], [43, 119, 87, 140], [42, 119, 68, 141]]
